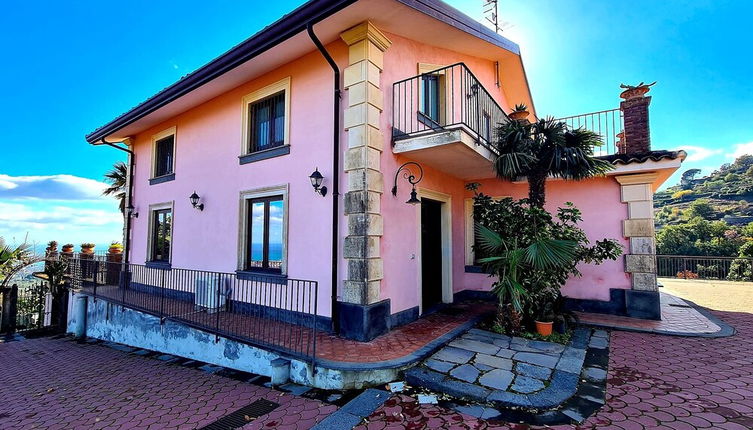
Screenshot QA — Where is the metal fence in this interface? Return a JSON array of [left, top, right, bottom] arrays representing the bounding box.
[[14, 282, 51, 332], [392, 62, 509, 154], [657, 255, 753, 281], [557, 108, 623, 156], [68, 259, 320, 362]]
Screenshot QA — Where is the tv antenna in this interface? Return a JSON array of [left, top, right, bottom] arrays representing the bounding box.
[[482, 0, 512, 33]]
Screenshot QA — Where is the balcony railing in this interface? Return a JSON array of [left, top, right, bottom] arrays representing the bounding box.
[[392, 62, 509, 154], [66, 258, 321, 363], [557, 108, 624, 157]]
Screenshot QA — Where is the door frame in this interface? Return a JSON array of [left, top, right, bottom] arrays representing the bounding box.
[[416, 188, 453, 314]]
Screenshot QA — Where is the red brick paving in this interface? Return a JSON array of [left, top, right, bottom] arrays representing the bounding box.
[[315, 303, 495, 363], [576, 293, 721, 334], [358, 299, 753, 428], [0, 337, 336, 430]]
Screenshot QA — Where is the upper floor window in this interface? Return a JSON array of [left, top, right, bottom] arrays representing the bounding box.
[[418, 64, 446, 127], [149, 203, 173, 263], [241, 77, 291, 157], [151, 127, 176, 183]]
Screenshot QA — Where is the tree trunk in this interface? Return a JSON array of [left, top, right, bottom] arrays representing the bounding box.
[[528, 171, 547, 208]]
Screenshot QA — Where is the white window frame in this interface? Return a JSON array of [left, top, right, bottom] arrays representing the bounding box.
[[237, 184, 290, 275], [151, 126, 177, 179], [147, 201, 174, 263], [240, 77, 292, 156]]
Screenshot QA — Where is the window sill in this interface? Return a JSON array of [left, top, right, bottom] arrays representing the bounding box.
[[145, 261, 172, 269], [465, 265, 484, 273], [149, 173, 175, 185], [236, 270, 287, 284], [239, 145, 290, 165]]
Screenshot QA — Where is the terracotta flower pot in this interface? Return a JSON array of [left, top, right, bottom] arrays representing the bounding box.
[[619, 86, 650, 100], [81, 247, 95, 255], [108, 247, 123, 254], [62, 246, 74, 253], [535, 320, 553, 336], [509, 110, 529, 121]]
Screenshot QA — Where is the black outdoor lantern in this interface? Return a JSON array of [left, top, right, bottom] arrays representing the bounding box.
[[189, 191, 204, 211], [126, 204, 139, 218], [391, 162, 424, 205], [309, 168, 328, 197]]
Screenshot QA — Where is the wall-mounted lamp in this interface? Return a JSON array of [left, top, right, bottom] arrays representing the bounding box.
[[126, 204, 139, 218], [189, 191, 204, 211], [309, 168, 328, 197], [391, 162, 424, 205]]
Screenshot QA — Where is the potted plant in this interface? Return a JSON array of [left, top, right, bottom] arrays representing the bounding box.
[[534, 300, 555, 336], [508, 103, 530, 121], [108, 241, 123, 254], [62, 243, 75, 253], [46, 241, 58, 252], [80, 243, 96, 254], [619, 81, 656, 100]]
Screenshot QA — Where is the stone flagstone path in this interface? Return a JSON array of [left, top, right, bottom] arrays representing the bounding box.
[[406, 327, 608, 410]]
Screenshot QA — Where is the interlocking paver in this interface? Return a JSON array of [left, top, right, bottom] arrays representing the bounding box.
[[0, 337, 334, 430], [357, 282, 753, 429]]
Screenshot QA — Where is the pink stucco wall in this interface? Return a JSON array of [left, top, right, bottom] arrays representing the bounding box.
[[129, 42, 350, 318], [127, 29, 630, 320], [458, 177, 631, 301]]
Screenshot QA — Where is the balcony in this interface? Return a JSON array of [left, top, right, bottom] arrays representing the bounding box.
[[391, 63, 509, 180], [557, 108, 624, 157]]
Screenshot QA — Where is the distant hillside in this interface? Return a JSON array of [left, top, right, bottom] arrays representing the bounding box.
[[655, 155, 753, 228]]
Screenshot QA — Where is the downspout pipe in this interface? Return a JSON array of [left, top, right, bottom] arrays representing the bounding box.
[[98, 139, 134, 267], [307, 23, 341, 333]]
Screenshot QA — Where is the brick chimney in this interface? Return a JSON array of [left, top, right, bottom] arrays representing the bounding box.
[[619, 82, 654, 154]]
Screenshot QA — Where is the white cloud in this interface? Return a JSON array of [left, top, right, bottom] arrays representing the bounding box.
[[0, 174, 110, 201], [678, 145, 724, 162], [0, 173, 123, 247], [727, 141, 753, 160]]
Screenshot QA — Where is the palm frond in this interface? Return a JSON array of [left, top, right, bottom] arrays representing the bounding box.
[[524, 239, 578, 269]]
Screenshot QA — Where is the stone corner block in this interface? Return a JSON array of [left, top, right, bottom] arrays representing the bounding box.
[[625, 254, 656, 274], [623, 218, 654, 237]]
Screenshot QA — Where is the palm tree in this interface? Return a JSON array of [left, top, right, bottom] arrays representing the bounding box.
[[0, 236, 41, 288], [493, 117, 613, 208], [103, 161, 128, 214]]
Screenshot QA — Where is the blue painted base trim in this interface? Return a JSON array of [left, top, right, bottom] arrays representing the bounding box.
[[145, 261, 172, 269], [229, 299, 332, 332], [389, 306, 419, 329], [337, 300, 391, 342], [454, 289, 495, 302], [130, 282, 194, 302], [565, 288, 661, 320]]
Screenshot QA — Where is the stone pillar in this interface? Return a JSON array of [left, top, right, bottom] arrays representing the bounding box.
[[616, 173, 661, 319], [338, 22, 391, 341], [620, 91, 651, 154], [71, 294, 88, 339]]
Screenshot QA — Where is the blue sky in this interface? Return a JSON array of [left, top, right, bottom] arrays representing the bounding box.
[[1, 0, 751, 246]]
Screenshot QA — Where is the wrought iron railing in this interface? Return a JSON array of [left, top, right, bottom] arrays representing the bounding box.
[[392, 62, 509, 154], [557, 108, 623, 156], [657, 255, 753, 281], [68, 259, 320, 362]]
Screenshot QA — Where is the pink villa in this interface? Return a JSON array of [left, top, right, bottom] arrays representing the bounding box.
[[75, 0, 683, 386]]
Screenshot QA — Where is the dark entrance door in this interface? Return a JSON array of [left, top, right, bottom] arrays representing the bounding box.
[[421, 198, 443, 311]]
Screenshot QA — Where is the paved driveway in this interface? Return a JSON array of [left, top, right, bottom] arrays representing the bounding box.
[[0, 337, 335, 430], [357, 283, 753, 429]]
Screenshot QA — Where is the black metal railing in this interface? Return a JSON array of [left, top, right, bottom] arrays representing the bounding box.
[[392, 62, 509, 153], [657, 255, 753, 281], [68, 259, 320, 362], [557, 108, 623, 156]]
